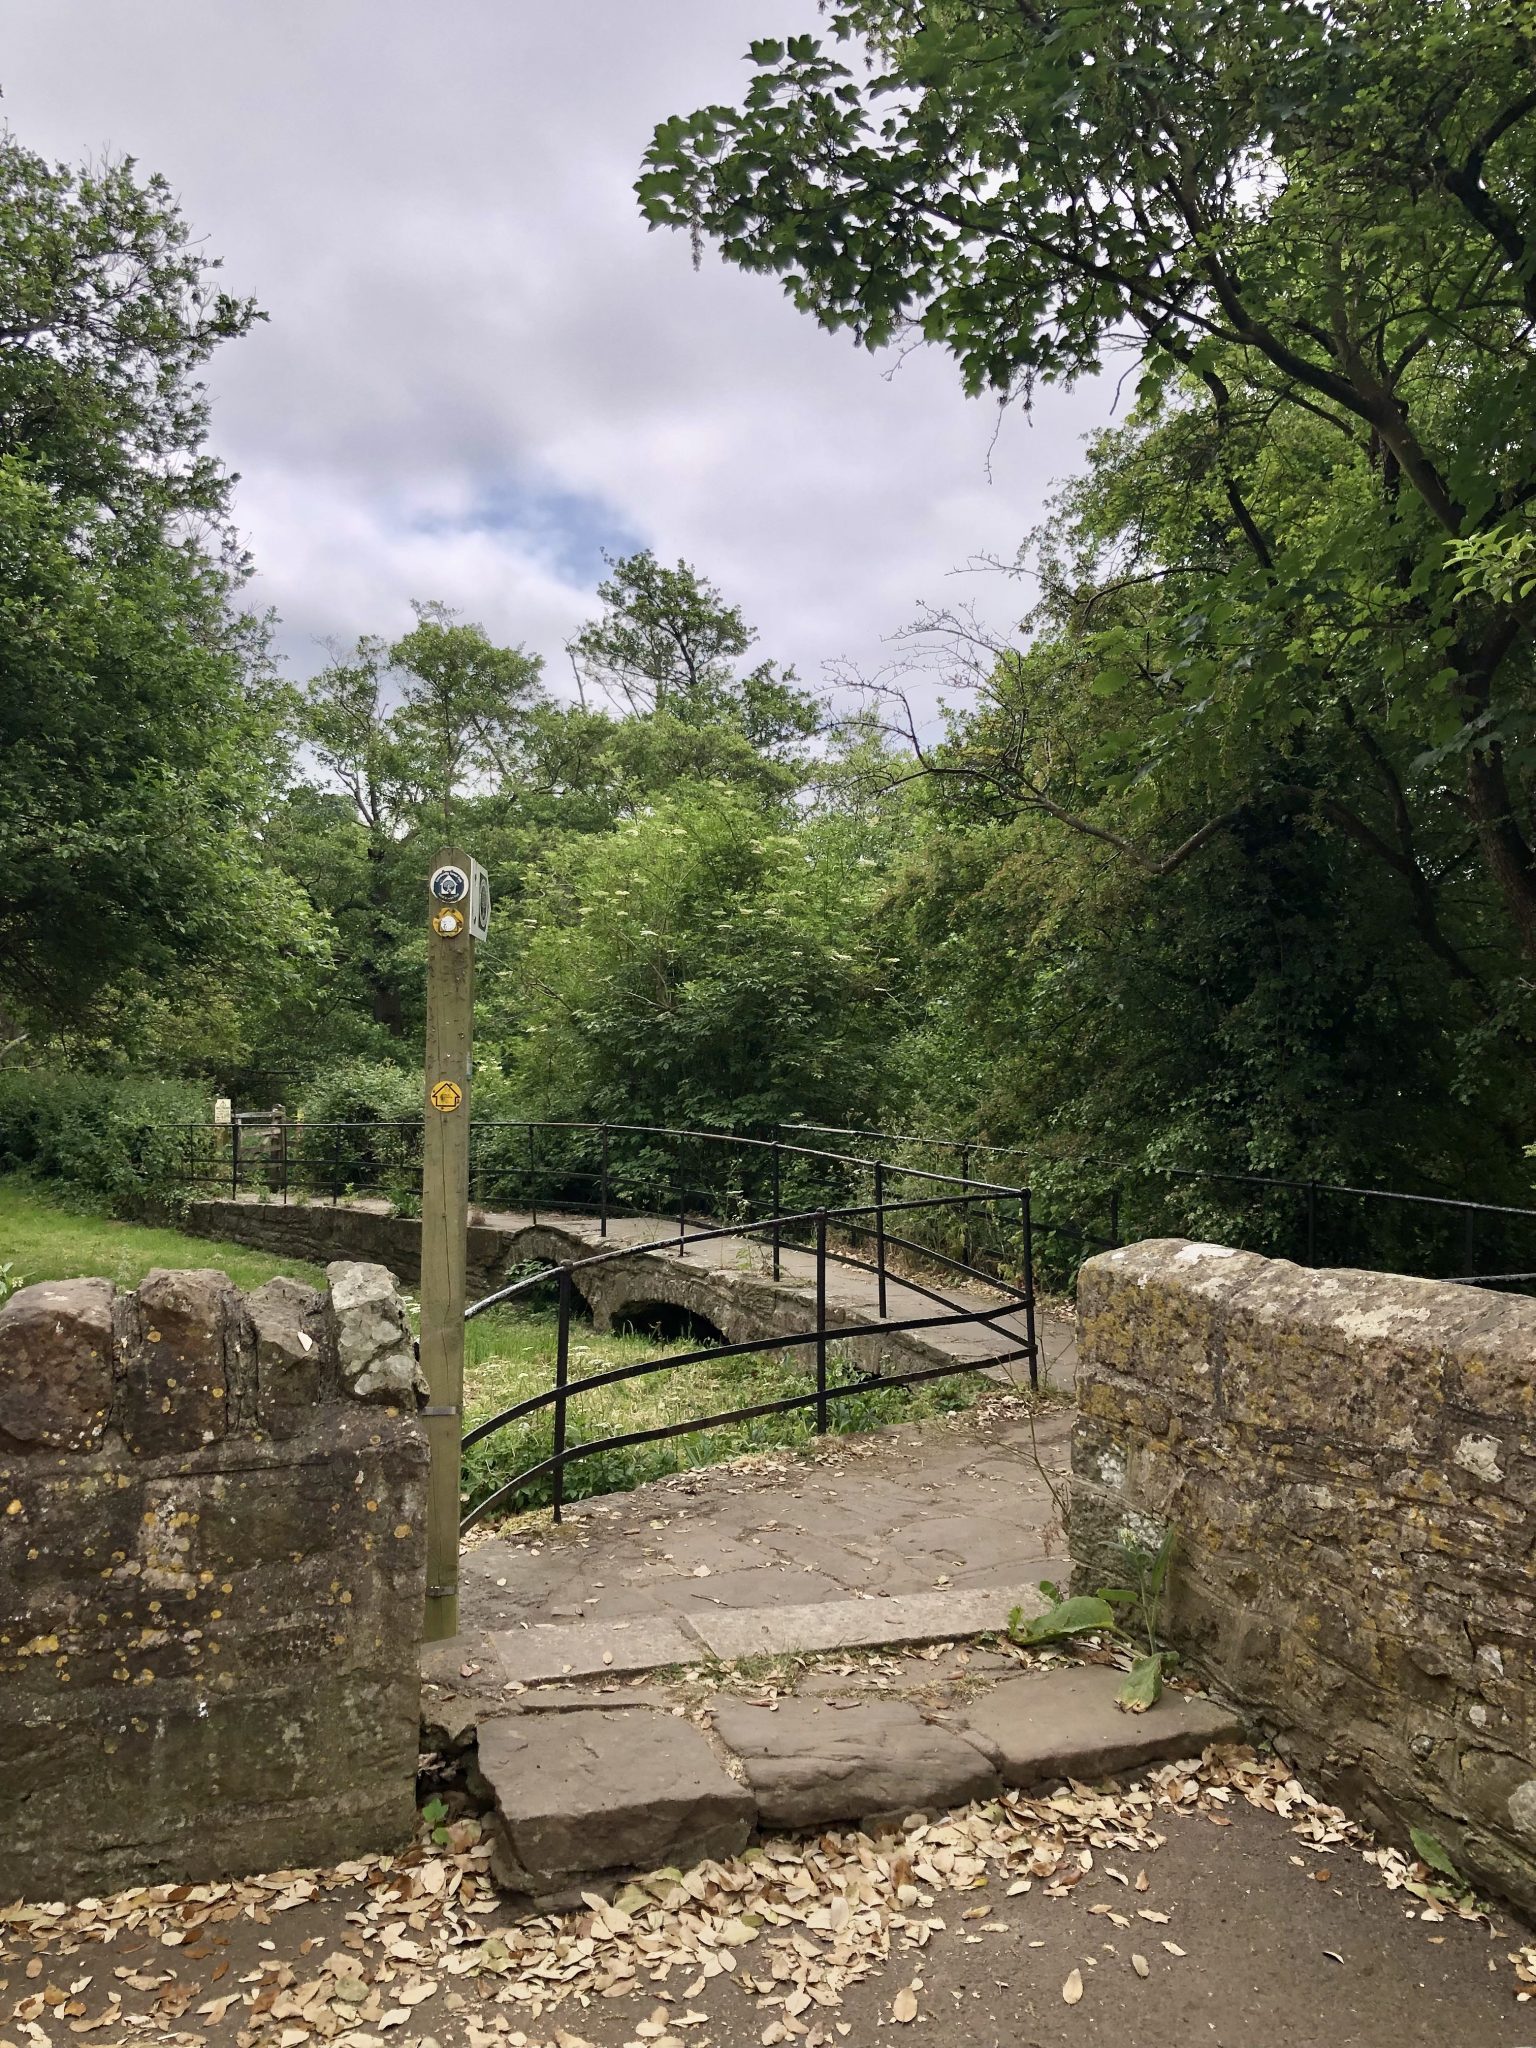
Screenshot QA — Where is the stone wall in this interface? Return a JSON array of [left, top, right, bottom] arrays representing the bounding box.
[[0, 1260, 427, 1901], [1070, 1239, 1536, 1910]]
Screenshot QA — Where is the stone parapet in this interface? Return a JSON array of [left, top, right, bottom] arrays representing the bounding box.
[[1070, 1238, 1536, 1910], [0, 1260, 426, 1900]]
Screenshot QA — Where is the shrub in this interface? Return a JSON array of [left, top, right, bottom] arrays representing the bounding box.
[[296, 1057, 420, 1127], [0, 1069, 209, 1209]]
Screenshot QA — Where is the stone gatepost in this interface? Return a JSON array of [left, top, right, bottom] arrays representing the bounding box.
[[0, 1260, 427, 1900]]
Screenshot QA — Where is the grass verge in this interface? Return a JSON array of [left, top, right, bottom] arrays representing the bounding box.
[[461, 1303, 991, 1521], [0, 1174, 328, 1293]]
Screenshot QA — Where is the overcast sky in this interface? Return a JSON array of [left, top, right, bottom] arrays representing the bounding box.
[[1, 1, 1112, 708]]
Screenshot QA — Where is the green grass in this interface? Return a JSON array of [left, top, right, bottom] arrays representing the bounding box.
[[461, 1302, 990, 1521], [0, 1174, 328, 1294]]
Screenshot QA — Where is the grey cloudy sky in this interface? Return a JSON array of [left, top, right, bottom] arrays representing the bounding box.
[[1, 1, 1112, 705]]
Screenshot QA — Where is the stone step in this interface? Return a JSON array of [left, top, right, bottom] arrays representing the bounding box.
[[477, 1698, 754, 1902], [455, 1660, 1246, 1912], [423, 1580, 1056, 1692], [710, 1695, 1000, 1830], [953, 1663, 1246, 1788]]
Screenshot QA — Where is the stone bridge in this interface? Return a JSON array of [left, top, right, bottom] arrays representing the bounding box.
[[183, 1196, 1074, 1389]]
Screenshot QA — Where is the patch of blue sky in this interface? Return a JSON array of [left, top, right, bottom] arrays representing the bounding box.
[[411, 479, 647, 584]]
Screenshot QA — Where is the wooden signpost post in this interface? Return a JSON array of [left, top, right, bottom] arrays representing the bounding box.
[[420, 850, 488, 1641]]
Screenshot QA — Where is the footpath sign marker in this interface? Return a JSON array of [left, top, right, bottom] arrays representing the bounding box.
[[421, 846, 486, 1641]]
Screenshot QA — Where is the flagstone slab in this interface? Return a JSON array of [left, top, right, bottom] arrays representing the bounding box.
[[953, 1664, 1244, 1787], [710, 1696, 999, 1829], [686, 1583, 1050, 1662], [477, 1706, 753, 1895]]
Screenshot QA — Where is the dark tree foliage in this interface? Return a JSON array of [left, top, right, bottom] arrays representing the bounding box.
[[0, 136, 301, 1044]]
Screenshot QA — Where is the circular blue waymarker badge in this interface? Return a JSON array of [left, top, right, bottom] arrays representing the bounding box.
[[430, 865, 470, 903]]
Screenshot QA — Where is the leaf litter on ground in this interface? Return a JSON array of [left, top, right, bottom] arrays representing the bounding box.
[[1, 1744, 1523, 2046]]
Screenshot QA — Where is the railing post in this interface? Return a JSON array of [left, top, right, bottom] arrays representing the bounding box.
[[1306, 1180, 1318, 1265], [528, 1122, 538, 1226], [278, 1114, 289, 1205], [1464, 1205, 1476, 1277], [874, 1159, 888, 1319], [1021, 1188, 1039, 1393], [1108, 1186, 1121, 1250], [771, 1141, 783, 1282], [230, 1115, 241, 1200], [552, 1264, 571, 1525], [677, 1134, 686, 1256], [815, 1208, 829, 1434], [599, 1124, 610, 1238], [961, 1144, 973, 1270]]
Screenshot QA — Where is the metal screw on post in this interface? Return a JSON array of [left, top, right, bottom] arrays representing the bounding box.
[[552, 1264, 572, 1525], [815, 1208, 829, 1434], [1021, 1188, 1039, 1393], [874, 1159, 888, 1320]]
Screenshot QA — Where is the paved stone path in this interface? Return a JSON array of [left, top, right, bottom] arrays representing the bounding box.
[[453, 1396, 1073, 1682]]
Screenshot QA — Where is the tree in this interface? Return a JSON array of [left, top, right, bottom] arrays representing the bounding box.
[[569, 550, 821, 769], [640, 1, 1536, 960], [284, 607, 545, 1040], [0, 134, 305, 1044], [493, 784, 900, 1135], [0, 133, 259, 524], [390, 602, 543, 833]]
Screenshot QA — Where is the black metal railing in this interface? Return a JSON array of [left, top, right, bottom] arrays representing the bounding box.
[[156, 1108, 1536, 1289], [782, 1121, 1536, 1291], [459, 1180, 1036, 1531]]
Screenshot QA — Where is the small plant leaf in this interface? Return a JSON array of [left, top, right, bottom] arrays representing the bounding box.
[[1117, 1652, 1166, 1713], [1014, 1595, 1117, 1646], [1409, 1827, 1461, 1881]]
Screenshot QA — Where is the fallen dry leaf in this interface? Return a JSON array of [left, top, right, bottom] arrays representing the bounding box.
[[1062, 1969, 1084, 2006], [1131, 1954, 1150, 1979]]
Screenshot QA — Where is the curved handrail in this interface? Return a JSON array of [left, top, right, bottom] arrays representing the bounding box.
[[463, 1185, 1026, 1321]]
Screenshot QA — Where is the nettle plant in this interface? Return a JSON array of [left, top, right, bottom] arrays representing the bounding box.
[[1009, 1525, 1177, 1712]]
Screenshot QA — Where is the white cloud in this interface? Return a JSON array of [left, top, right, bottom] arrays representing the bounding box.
[[0, 0, 1112, 711]]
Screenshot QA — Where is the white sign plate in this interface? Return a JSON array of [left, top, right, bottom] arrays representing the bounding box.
[[468, 858, 491, 941]]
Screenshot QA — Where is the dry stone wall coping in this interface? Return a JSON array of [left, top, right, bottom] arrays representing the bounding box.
[[0, 1258, 428, 1901]]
